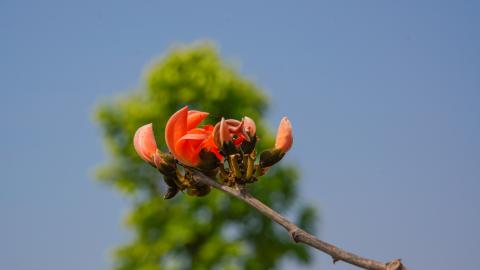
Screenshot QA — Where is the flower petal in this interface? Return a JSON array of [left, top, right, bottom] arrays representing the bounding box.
[[187, 110, 209, 130], [174, 130, 210, 166], [178, 132, 208, 141], [165, 106, 189, 156], [133, 123, 158, 163], [175, 138, 203, 166], [274, 117, 293, 153], [243, 116, 256, 137], [219, 118, 232, 146]]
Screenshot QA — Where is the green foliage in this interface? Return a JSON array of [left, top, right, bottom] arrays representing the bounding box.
[[95, 43, 316, 270]]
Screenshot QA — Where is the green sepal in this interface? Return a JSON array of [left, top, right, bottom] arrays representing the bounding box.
[[221, 141, 237, 156], [241, 135, 257, 154], [187, 184, 211, 197], [153, 151, 177, 177], [197, 150, 220, 172], [163, 186, 179, 199], [162, 175, 180, 199], [259, 148, 285, 168]]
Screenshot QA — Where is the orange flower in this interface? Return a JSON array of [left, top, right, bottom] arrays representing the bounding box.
[[274, 117, 293, 153], [165, 106, 219, 167], [133, 123, 158, 164]]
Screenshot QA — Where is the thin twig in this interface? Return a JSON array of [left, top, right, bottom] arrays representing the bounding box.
[[191, 171, 408, 270]]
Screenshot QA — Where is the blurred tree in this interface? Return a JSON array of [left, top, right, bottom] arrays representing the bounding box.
[[95, 42, 316, 270]]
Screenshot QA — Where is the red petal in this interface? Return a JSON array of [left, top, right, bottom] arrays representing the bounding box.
[[175, 138, 202, 166], [274, 117, 293, 153], [133, 123, 158, 162], [165, 106, 188, 156], [187, 110, 209, 130]]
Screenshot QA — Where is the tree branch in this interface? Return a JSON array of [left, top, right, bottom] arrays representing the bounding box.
[[191, 171, 409, 270]]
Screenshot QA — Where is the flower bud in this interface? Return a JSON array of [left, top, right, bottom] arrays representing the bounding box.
[[274, 117, 293, 154], [197, 150, 221, 174], [187, 184, 211, 197], [152, 150, 177, 177], [133, 123, 158, 164], [163, 176, 179, 199], [257, 117, 293, 173]]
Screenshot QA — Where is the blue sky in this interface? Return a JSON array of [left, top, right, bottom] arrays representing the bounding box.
[[1, 1, 479, 269]]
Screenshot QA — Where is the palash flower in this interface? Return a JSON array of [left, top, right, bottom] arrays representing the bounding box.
[[213, 116, 257, 149], [165, 106, 220, 167], [134, 110, 292, 170], [133, 106, 295, 198]]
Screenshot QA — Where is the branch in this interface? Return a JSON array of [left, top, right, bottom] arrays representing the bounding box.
[[192, 171, 408, 270]]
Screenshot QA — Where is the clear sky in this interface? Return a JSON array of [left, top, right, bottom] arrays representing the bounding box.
[[1, 1, 479, 269]]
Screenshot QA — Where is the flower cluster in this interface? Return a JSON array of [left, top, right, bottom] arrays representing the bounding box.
[[134, 106, 293, 199]]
